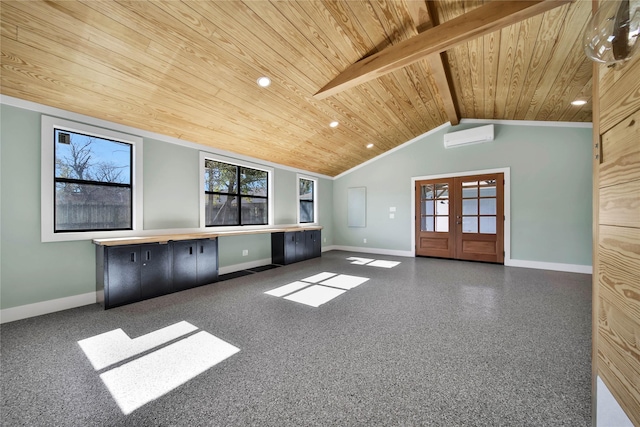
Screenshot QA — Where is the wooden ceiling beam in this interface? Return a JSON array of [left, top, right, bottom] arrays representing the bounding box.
[[314, 0, 571, 100], [407, 0, 460, 126]]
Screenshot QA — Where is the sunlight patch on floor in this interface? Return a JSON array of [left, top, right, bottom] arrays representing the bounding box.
[[78, 322, 239, 415], [319, 274, 369, 290], [283, 285, 346, 307], [78, 321, 198, 370], [346, 257, 400, 268], [264, 272, 370, 307]]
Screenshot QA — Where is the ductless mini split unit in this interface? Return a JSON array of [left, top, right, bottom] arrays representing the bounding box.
[[443, 124, 494, 148]]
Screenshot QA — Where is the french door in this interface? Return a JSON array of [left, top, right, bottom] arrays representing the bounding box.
[[415, 173, 504, 263]]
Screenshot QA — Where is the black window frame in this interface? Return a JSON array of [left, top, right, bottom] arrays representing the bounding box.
[[299, 177, 315, 224], [204, 159, 269, 227], [53, 128, 134, 233]]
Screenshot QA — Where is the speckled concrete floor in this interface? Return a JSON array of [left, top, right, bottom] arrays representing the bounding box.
[[1, 251, 592, 426]]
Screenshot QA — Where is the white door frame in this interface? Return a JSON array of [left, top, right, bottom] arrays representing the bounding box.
[[411, 167, 511, 265]]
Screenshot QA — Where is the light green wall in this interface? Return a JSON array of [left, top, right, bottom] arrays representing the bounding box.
[[143, 139, 200, 229], [0, 103, 333, 309], [1, 105, 96, 309], [218, 234, 272, 267], [333, 123, 593, 266], [274, 169, 297, 224], [318, 178, 334, 246]]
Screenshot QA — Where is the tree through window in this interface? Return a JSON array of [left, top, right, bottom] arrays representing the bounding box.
[[299, 178, 315, 223], [204, 159, 268, 226], [54, 129, 133, 232]]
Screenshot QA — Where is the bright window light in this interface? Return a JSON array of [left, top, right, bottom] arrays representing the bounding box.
[[347, 257, 374, 265], [301, 272, 338, 283], [283, 285, 346, 307], [78, 321, 197, 370], [367, 260, 401, 268], [319, 274, 370, 290], [265, 281, 310, 297], [78, 322, 239, 415]]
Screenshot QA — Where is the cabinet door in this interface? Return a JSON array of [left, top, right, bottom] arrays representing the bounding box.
[[172, 240, 198, 291], [294, 231, 305, 262], [306, 230, 321, 259], [314, 230, 322, 258], [284, 232, 297, 264], [140, 243, 172, 300], [271, 233, 286, 265], [106, 245, 141, 308], [197, 239, 218, 286], [304, 231, 314, 260]]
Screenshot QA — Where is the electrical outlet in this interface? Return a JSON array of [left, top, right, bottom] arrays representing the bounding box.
[[363, 238, 367, 243], [323, 237, 326, 243], [242, 249, 248, 256]]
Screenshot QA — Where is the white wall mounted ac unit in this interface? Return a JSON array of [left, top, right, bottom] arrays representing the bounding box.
[[443, 124, 494, 148]]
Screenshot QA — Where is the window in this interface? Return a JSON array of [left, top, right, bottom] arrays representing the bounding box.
[[203, 158, 269, 226], [42, 115, 143, 242], [298, 176, 317, 224], [54, 129, 133, 232]]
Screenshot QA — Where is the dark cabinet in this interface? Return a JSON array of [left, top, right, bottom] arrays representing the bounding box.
[[97, 243, 171, 309], [97, 238, 217, 309], [140, 244, 172, 300], [305, 229, 321, 259], [172, 239, 218, 291], [272, 230, 321, 265], [197, 238, 219, 286]]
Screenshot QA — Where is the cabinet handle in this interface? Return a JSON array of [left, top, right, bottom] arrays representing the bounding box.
[[146, 250, 150, 261], [131, 252, 136, 263], [200, 245, 204, 254]]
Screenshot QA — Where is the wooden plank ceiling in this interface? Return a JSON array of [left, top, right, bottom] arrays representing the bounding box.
[[0, 0, 593, 177]]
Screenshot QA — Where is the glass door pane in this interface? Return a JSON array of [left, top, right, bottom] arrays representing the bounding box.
[[435, 183, 449, 232]]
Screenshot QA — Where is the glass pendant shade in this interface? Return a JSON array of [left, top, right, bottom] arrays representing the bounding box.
[[584, 0, 640, 64]]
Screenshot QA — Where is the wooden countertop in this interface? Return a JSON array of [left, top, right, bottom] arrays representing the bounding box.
[[93, 225, 323, 246]]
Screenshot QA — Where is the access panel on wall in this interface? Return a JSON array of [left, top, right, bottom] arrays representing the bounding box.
[[415, 173, 504, 263]]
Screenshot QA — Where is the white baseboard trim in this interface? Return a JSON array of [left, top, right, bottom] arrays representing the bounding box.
[[322, 245, 338, 252], [328, 248, 592, 274], [219, 258, 272, 275], [329, 245, 414, 258], [506, 259, 592, 274], [1, 292, 97, 324]]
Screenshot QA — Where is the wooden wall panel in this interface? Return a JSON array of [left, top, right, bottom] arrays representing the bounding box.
[[600, 109, 640, 188], [599, 180, 640, 228], [594, 0, 640, 423], [598, 296, 640, 417], [599, 226, 640, 322], [600, 54, 640, 134]]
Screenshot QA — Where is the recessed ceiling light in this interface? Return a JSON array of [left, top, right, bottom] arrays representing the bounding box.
[[571, 99, 587, 106], [366, 143, 374, 149], [329, 121, 339, 128], [257, 76, 271, 87]]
